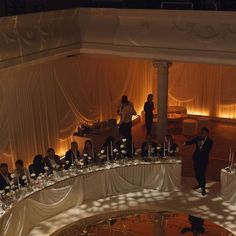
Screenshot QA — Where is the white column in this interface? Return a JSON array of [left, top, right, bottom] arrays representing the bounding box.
[[153, 60, 171, 142]]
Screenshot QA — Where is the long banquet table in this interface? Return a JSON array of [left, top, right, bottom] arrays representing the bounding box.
[[0, 159, 181, 236], [221, 168, 236, 204]]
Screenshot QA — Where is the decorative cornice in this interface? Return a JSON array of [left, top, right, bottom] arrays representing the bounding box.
[[1, 8, 236, 69]]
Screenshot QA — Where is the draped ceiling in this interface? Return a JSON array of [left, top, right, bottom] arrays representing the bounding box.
[[0, 54, 236, 169]]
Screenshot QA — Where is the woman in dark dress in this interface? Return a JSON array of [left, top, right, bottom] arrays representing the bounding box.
[[29, 154, 45, 177], [144, 94, 154, 137]]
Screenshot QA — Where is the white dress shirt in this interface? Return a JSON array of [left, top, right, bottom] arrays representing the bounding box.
[[120, 103, 136, 124], [198, 137, 207, 149]]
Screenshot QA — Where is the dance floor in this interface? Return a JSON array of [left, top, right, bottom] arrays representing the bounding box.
[[52, 211, 232, 236], [28, 177, 236, 236], [132, 119, 236, 181]]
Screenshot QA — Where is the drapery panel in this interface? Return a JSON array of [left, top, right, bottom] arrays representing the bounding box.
[[168, 63, 236, 118], [0, 54, 236, 168], [220, 169, 236, 204], [0, 55, 154, 168]]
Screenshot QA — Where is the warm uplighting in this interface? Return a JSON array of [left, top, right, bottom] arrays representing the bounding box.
[[57, 140, 72, 157], [187, 110, 210, 116], [219, 113, 236, 119], [219, 104, 236, 119]]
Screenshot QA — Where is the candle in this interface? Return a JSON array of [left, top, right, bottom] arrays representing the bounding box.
[[229, 148, 232, 166], [163, 142, 166, 157], [132, 143, 134, 157], [71, 153, 74, 166], [168, 139, 171, 154], [92, 144, 95, 163], [148, 143, 151, 157], [231, 152, 234, 168], [26, 169, 30, 185], [107, 146, 109, 162], [110, 141, 113, 160], [17, 176, 20, 189]]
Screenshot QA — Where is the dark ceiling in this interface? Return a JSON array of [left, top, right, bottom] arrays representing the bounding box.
[[0, 0, 236, 17]]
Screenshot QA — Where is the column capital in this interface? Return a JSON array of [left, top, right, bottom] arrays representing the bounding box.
[[152, 60, 172, 69]]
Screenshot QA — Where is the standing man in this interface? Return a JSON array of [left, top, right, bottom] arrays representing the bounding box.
[[183, 127, 213, 196], [118, 95, 136, 157], [144, 94, 154, 137]]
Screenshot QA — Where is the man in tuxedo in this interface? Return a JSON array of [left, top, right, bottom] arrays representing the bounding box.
[[0, 163, 12, 190], [65, 141, 80, 169], [184, 127, 213, 196]]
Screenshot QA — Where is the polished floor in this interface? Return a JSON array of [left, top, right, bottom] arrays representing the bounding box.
[[53, 211, 232, 236], [132, 119, 236, 181], [29, 177, 236, 236]]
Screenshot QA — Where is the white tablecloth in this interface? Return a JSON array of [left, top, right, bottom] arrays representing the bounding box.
[[221, 169, 236, 204], [0, 161, 181, 236]]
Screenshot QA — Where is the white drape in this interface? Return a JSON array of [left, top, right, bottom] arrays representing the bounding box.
[[1, 54, 236, 168], [0, 162, 181, 236], [168, 63, 236, 118], [0, 54, 154, 168], [220, 169, 236, 204]]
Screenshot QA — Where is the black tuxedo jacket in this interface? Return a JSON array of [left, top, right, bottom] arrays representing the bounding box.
[[186, 136, 213, 165], [44, 155, 62, 173], [0, 173, 11, 190], [65, 149, 80, 167]]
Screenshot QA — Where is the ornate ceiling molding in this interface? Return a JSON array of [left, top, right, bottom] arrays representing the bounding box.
[[1, 8, 236, 69]]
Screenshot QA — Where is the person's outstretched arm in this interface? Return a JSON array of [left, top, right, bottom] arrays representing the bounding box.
[[184, 136, 198, 146]]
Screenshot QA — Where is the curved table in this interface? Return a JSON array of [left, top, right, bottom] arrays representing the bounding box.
[[0, 160, 181, 236]]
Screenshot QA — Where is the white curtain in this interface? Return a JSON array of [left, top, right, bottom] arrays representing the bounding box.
[[0, 54, 154, 168], [1, 54, 236, 169], [168, 62, 236, 118]]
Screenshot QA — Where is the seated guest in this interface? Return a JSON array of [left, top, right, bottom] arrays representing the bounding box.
[[141, 140, 158, 158], [82, 140, 97, 164], [0, 163, 12, 190], [29, 154, 45, 177], [13, 159, 30, 187], [44, 148, 62, 173], [65, 141, 80, 169]]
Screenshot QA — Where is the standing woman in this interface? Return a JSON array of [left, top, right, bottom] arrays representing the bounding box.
[[144, 94, 154, 137]]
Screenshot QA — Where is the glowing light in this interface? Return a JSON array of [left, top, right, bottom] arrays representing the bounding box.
[[219, 104, 236, 119], [57, 147, 69, 157], [132, 115, 140, 121], [187, 110, 209, 116]]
